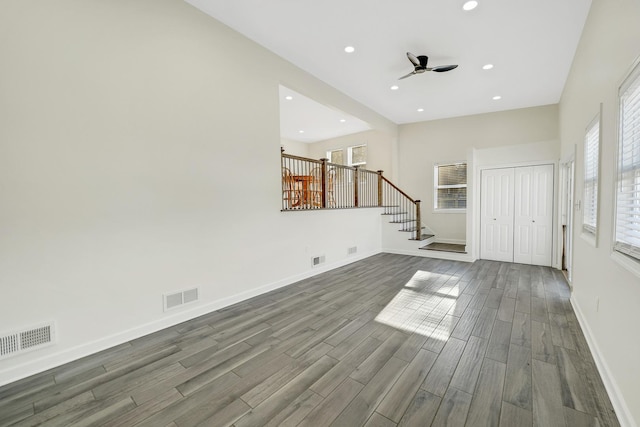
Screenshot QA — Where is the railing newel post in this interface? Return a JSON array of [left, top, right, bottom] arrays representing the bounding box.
[[320, 158, 328, 208], [354, 166, 359, 207], [415, 200, 421, 241], [377, 170, 383, 207]]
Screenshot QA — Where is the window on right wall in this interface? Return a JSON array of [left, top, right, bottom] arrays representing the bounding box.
[[583, 112, 600, 240], [614, 61, 640, 262]]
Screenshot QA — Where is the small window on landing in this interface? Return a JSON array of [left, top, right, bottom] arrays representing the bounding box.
[[348, 144, 367, 168], [434, 162, 467, 212], [327, 149, 344, 165]]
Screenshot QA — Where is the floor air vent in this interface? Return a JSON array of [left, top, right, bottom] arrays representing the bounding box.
[[0, 323, 55, 360], [163, 287, 199, 312]]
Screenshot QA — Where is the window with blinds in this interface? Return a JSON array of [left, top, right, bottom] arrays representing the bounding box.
[[615, 62, 640, 261], [583, 115, 600, 236], [434, 163, 467, 210]]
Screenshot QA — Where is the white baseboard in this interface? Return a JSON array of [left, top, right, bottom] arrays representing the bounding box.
[[0, 249, 381, 388], [570, 296, 636, 427]]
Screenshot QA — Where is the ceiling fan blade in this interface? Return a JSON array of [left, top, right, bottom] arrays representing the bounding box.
[[407, 52, 420, 67], [398, 71, 416, 80], [431, 64, 458, 72]]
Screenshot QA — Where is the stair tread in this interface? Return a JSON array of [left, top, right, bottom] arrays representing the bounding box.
[[419, 242, 467, 253], [389, 219, 415, 223], [381, 212, 408, 216]]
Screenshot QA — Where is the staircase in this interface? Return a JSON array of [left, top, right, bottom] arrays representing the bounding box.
[[379, 179, 469, 260]]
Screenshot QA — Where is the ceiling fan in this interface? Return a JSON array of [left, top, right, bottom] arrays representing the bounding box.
[[399, 52, 458, 80]]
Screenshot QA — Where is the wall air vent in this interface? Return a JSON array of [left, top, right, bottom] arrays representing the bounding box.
[[163, 287, 199, 312], [311, 255, 326, 267], [348, 246, 358, 255], [0, 323, 55, 360]]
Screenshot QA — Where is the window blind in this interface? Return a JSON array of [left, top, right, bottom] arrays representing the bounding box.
[[583, 118, 599, 235], [615, 62, 640, 261], [435, 163, 467, 209]]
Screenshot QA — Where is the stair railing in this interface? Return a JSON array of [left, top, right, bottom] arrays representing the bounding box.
[[281, 149, 422, 240]]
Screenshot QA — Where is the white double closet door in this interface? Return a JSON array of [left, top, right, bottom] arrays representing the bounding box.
[[481, 164, 553, 266]]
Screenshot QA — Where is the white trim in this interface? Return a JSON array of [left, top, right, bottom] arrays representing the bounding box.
[[0, 249, 380, 387], [432, 209, 466, 214], [580, 230, 597, 247], [610, 250, 640, 279], [570, 297, 636, 427]]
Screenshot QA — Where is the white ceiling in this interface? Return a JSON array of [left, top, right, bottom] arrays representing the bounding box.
[[187, 0, 592, 141], [279, 86, 371, 143]]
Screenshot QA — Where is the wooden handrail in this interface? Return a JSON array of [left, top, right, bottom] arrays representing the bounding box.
[[281, 153, 323, 164], [381, 176, 416, 203]]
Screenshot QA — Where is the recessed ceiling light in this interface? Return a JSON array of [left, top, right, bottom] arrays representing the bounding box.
[[299, 130, 305, 133], [417, 108, 424, 112], [285, 95, 293, 100], [492, 95, 502, 100], [390, 85, 399, 90], [463, 1, 478, 11], [482, 64, 494, 70], [344, 46, 355, 53], [339, 119, 346, 123]]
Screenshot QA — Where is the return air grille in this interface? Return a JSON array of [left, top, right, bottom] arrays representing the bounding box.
[[0, 323, 55, 359], [163, 287, 199, 312]]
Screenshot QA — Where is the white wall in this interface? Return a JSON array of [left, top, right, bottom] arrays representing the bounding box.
[[281, 138, 310, 157], [307, 129, 396, 180], [559, 0, 640, 425], [0, 0, 395, 385], [397, 105, 559, 243]]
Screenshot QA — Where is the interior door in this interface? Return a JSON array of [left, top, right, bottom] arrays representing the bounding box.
[[531, 164, 554, 266], [514, 165, 554, 266], [481, 168, 515, 262], [514, 167, 534, 264]]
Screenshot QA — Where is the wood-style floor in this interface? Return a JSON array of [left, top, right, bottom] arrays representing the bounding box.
[[0, 254, 620, 426]]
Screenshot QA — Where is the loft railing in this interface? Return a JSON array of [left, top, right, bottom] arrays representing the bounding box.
[[281, 149, 423, 239]]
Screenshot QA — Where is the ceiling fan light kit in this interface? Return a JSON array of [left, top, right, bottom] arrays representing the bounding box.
[[399, 52, 458, 80]]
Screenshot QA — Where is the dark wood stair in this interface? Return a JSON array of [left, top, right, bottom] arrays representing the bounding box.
[[419, 242, 467, 253]]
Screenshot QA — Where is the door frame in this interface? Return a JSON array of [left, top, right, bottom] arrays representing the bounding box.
[[474, 159, 559, 268], [558, 150, 576, 284]]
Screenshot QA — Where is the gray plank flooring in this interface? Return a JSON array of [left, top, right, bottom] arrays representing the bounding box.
[[0, 254, 620, 426]]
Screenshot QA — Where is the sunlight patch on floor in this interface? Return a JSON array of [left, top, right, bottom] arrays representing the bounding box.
[[374, 270, 459, 339]]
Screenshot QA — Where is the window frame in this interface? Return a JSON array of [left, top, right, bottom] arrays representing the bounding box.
[[582, 108, 601, 245], [326, 149, 344, 165], [347, 144, 367, 167], [433, 162, 467, 213], [613, 59, 640, 268]]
